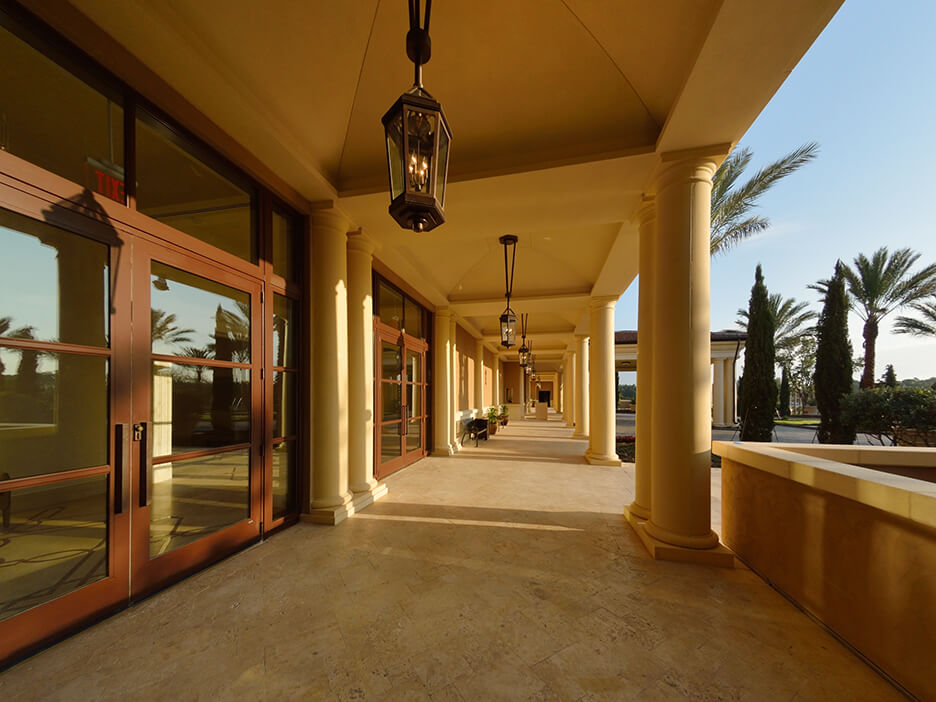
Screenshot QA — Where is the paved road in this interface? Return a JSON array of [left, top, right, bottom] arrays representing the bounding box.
[[615, 412, 879, 445]]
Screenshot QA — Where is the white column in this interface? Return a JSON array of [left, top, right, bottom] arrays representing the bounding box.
[[475, 338, 485, 412], [631, 197, 655, 520], [307, 209, 352, 522], [713, 358, 726, 427], [572, 336, 590, 439], [432, 309, 453, 455], [646, 152, 721, 550], [565, 351, 576, 428], [449, 316, 459, 450], [586, 297, 621, 465], [347, 232, 379, 495]]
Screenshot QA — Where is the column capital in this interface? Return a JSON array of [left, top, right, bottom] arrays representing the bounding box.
[[653, 144, 729, 193], [346, 230, 376, 256], [589, 295, 618, 309], [573, 333, 589, 343], [436, 307, 453, 320], [309, 206, 351, 234], [636, 195, 656, 227]]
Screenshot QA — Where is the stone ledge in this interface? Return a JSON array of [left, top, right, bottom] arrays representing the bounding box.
[[624, 509, 737, 568]]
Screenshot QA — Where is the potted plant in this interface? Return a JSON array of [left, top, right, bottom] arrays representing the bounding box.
[[486, 406, 499, 435], [499, 404, 509, 426]]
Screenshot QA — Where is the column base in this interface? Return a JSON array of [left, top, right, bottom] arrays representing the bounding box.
[[571, 431, 588, 440], [627, 500, 650, 521], [624, 509, 736, 568], [585, 450, 621, 466], [431, 446, 455, 457], [302, 484, 388, 526]]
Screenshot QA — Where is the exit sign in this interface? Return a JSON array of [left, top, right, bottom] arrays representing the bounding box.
[[85, 157, 125, 204]]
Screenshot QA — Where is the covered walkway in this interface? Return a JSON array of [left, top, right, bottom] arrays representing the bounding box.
[[0, 417, 899, 701]]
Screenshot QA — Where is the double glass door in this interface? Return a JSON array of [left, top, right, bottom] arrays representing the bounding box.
[[0, 207, 293, 663], [375, 324, 427, 479]]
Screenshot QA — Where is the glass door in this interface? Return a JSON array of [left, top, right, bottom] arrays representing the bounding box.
[[0, 207, 129, 664], [129, 241, 262, 597]]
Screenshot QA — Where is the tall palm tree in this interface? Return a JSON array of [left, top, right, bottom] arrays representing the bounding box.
[[736, 293, 817, 359], [894, 296, 936, 338], [711, 143, 819, 256], [839, 248, 936, 388]]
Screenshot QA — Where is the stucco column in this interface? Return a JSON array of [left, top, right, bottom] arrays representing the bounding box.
[[493, 356, 500, 406], [631, 197, 656, 520], [475, 338, 485, 411], [449, 316, 459, 449], [347, 232, 379, 495], [712, 358, 726, 427], [308, 209, 352, 517], [572, 335, 590, 439], [432, 308, 454, 455], [586, 297, 620, 465], [565, 351, 576, 428], [646, 153, 720, 550]]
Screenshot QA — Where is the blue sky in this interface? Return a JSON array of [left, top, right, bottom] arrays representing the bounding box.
[[616, 0, 936, 383]]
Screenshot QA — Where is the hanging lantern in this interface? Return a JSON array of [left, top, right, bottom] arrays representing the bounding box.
[[498, 234, 518, 348], [518, 313, 529, 367], [382, 0, 452, 233]]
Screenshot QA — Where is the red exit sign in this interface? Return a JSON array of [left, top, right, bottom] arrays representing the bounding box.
[[85, 157, 125, 204]]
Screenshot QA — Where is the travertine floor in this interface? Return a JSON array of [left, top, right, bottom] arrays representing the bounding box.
[[0, 417, 902, 701]]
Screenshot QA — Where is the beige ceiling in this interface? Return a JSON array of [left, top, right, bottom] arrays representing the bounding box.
[[51, 0, 842, 364]]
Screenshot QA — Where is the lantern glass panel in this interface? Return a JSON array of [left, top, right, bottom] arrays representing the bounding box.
[[405, 107, 437, 196], [500, 312, 517, 348], [435, 125, 450, 206], [385, 110, 405, 200]]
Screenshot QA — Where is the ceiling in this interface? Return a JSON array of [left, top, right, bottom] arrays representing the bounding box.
[[49, 0, 843, 370]]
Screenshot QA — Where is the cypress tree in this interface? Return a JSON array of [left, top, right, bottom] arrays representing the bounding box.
[[778, 366, 791, 418], [815, 262, 856, 444], [881, 364, 898, 388], [739, 265, 777, 440]]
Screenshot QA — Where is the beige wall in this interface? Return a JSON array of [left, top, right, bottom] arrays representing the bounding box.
[[455, 323, 475, 411], [721, 459, 936, 701], [483, 348, 495, 408], [502, 362, 521, 404]]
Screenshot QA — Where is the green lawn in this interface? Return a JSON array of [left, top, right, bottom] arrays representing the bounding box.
[[775, 417, 820, 427]]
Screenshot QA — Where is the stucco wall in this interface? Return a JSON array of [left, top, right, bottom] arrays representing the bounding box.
[[454, 323, 475, 411], [502, 362, 522, 405], [483, 348, 495, 407]]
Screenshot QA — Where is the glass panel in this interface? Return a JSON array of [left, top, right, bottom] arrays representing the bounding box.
[[151, 262, 250, 360], [272, 210, 299, 282], [385, 110, 404, 200], [378, 282, 403, 330], [150, 448, 249, 558], [272, 294, 297, 368], [0, 210, 109, 347], [404, 298, 423, 339], [136, 112, 255, 262], [272, 371, 296, 438], [407, 383, 422, 418], [405, 108, 437, 195], [406, 420, 421, 453], [0, 22, 124, 200], [152, 362, 249, 455], [406, 350, 421, 383], [436, 126, 450, 205], [382, 382, 401, 422], [381, 341, 402, 381], [0, 475, 107, 621], [271, 440, 296, 520], [0, 352, 107, 480], [380, 423, 401, 464]]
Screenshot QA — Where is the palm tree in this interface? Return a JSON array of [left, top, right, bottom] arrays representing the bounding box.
[[710, 143, 819, 256], [151, 309, 195, 347], [839, 248, 936, 388], [736, 293, 817, 359], [894, 297, 936, 338]]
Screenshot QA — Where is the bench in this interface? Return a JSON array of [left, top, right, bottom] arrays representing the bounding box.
[[460, 417, 489, 447]]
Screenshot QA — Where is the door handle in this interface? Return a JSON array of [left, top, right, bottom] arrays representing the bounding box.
[[134, 422, 153, 507], [114, 424, 130, 514]]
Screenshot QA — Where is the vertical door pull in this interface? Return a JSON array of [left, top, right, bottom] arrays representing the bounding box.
[[114, 424, 131, 514], [134, 422, 153, 507]]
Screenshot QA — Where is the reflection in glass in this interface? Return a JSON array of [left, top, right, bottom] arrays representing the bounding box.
[[381, 341, 401, 381], [150, 449, 249, 557], [136, 112, 255, 262], [272, 211, 299, 282], [151, 362, 249, 456], [272, 294, 297, 368], [381, 424, 401, 463], [382, 382, 401, 422], [378, 282, 403, 330], [0, 211, 109, 348], [271, 440, 296, 520], [406, 350, 421, 383], [407, 384, 421, 418], [151, 262, 250, 360], [406, 420, 421, 453], [0, 21, 124, 200], [0, 352, 107, 480], [0, 476, 107, 622], [272, 371, 296, 438], [404, 298, 423, 338]]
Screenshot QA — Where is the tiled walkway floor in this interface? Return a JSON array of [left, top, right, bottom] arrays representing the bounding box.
[[0, 417, 902, 701]]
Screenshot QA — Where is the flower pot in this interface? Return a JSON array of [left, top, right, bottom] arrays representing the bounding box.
[[488, 421, 498, 435]]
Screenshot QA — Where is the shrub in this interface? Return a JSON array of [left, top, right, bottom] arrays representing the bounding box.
[[841, 387, 936, 446]]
